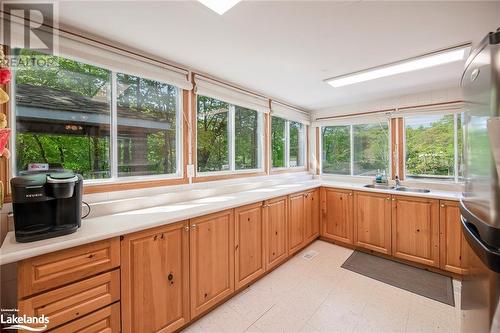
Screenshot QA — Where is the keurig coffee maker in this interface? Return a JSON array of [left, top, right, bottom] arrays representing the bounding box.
[[10, 171, 83, 242]]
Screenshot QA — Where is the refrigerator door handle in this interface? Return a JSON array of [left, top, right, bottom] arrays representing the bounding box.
[[487, 117, 500, 177], [461, 216, 500, 273]]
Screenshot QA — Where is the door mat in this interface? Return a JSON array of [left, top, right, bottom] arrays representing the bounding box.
[[341, 251, 455, 306]]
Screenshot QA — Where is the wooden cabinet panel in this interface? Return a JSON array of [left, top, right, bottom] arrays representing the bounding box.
[[304, 189, 320, 244], [264, 196, 288, 270], [49, 302, 120, 333], [190, 210, 234, 317], [18, 238, 120, 298], [121, 221, 189, 333], [235, 203, 265, 290], [354, 191, 392, 254], [19, 270, 120, 330], [392, 196, 440, 267], [321, 188, 353, 245], [440, 200, 470, 274], [288, 193, 305, 255]]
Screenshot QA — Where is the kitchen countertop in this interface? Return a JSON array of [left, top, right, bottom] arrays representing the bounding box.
[[0, 180, 461, 265]]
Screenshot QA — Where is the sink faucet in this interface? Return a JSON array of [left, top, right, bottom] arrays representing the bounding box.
[[395, 176, 401, 189]]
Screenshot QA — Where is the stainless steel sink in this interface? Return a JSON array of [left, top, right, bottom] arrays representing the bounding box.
[[395, 187, 431, 193], [364, 184, 395, 190]]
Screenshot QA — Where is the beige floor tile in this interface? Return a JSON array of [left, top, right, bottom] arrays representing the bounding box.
[[181, 241, 460, 333]]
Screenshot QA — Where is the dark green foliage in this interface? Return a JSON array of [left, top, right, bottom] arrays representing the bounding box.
[[322, 125, 350, 175], [271, 116, 285, 168]]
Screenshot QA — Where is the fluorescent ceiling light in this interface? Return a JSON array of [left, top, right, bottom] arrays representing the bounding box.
[[326, 44, 471, 88], [198, 0, 242, 15]]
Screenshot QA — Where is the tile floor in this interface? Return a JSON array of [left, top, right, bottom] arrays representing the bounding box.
[[182, 240, 461, 333]]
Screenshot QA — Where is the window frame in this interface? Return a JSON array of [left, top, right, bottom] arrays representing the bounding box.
[[195, 95, 265, 177], [9, 51, 185, 185], [270, 116, 308, 171], [401, 112, 463, 183], [320, 121, 392, 178]]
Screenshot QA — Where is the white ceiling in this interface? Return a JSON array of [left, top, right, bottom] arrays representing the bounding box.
[[55, 0, 500, 112]]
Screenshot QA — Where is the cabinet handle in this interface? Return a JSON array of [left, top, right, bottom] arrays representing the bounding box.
[[440, 204, 445, 208], [184, 226, 190, 232], [386, 197, 390, 201], [191, 224, 197, 230], [392, 198, 396, 201], [348, 193, 353, 196]]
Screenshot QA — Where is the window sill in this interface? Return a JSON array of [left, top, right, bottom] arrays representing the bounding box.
[[84, 175, 187, 194], [271, 167, 308, 174], [194, 169, 266, 183]]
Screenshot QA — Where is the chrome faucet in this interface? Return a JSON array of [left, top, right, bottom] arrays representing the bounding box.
[[395, 176, 401, 189]]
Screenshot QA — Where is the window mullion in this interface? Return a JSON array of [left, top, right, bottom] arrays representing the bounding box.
[[454, 113, 459, 183], [350, 125, 354, 176], [110, 72, 118, 179], [229, 105, 235, 171], [285, 120, 290, 168]]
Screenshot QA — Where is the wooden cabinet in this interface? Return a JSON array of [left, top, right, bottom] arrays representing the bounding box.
[[353, 191, 392, 255], [18, 238, 120, 298], [121, 221, 190, 333], [321, 188, 353, 245], [288, 192, 306, 254], [19, 270, 120, 330], [190, 210, 234, 317], [392, 195, 440, 267], [49, 303, 121, 333], [304, 189, 320, 244], [264, 196, 288, 270], [235, 202, 265, 290], [440, 200, 470, 274]]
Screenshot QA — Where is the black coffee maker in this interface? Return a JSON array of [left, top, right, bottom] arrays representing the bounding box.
[[10, 170, 83, 243]]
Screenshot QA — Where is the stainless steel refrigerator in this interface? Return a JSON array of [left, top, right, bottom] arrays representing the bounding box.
[[460, 27, 500, 333]]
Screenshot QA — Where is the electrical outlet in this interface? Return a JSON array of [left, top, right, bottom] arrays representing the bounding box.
[[187, 164, 195, 178]]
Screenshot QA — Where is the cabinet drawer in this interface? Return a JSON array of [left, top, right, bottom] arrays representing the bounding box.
[[18, 238, 120, 298], [48, 302, 120, 333], [19, 270, 120, 330]]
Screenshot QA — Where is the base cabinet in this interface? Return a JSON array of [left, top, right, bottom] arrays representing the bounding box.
[[235, 203, 266, 290], [288, 193, 306, 254], [321, 188, 353, 245], [121, 222, 190, 333], [439, 200, 470, 274], [264, 196, 288, 270], [353, 191, 392, 255], [305, 189, 320, 244], [190, 210, 235, 317], [392, 196, 440, 267]]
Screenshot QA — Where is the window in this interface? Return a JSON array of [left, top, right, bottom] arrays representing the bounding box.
[[13, 49, 182, 180], [322, 122, 389, 176], [321, 126, 350, 175], [14, 49, 112, 179], [271, 116, 306, 169], [404, 113, 463, 181], [353, 123, 389, 176], [196, 95, 262, 173]]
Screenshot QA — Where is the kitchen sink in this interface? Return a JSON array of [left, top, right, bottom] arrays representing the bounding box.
[[395, 187, 431, 193], [364, 184, 395, 190]]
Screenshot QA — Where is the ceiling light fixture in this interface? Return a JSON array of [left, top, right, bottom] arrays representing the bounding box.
[[325, 43, 471, 88], [197, 0, 242, 15]]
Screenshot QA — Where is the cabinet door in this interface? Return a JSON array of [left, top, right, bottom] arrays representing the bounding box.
[[235, 203, 265, 290], [440, 200, 470, 274], [121, 222, 189, 333], [264, 196, 288, 270], [392, 196, 440, 267], [321, 188, 353, 245], [288, 193, 305, 254], [354, 191, 392, 254], [190, 210, 234, 317], [304, 189, 320, 244]]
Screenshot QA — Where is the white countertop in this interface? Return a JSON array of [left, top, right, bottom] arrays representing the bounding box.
[[0, 180, 461, 265]]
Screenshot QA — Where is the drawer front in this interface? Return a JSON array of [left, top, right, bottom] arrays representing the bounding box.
[[19, 270, 120, 330], [48, 302, 120, 333], [19, 238, 120, 298]]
